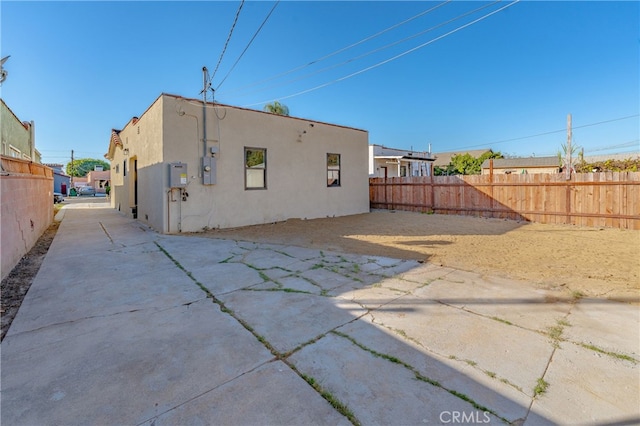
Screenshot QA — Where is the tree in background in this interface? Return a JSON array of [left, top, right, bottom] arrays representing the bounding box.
[[263, 101, 290, 116], [66, 158, 110, 177], [557, 143, 581, 170], [435, 151, 503, 175], [575, 157, 639, 173]]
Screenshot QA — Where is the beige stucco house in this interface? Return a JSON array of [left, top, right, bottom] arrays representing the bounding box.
[[481, 156, 561, 175], [86, 169, 111, 194], [105, 93, 370, 233]]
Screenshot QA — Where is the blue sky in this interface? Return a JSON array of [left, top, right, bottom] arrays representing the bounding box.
[[1, 1, 638, 166]]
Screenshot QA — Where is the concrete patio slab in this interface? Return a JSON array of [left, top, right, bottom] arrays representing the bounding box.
[[2, 199, 637, 426], [289, 332, 503, 425], [189, 261, 267, 295], [218, 290, 367, 354], [413, 272, 574, 332], [300, 267, 359, 292], [240, 248, 304, 270], [1, 299, 273, 426], [397, 262, 457, 284], [563, 299, 640, 357], [363, 294, 554, 395], [529, 343, 640, 425], [156, 236, 245, 264], [143, 361, 351, 426], [336, 318, 532, 423], [335, 283, 408, 310], [275, 275, 326, 294]]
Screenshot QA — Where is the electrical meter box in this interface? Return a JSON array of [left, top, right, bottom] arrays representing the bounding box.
[[169, 162, 188, 188], [202, 157, 217, 185]]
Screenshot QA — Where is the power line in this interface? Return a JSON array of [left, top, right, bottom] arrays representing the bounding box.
[[583, 139, 639, 154], [220, 0, 452, 97], [216, 0, 280, 91], [224, 0, 498, 99], [449, 114, 640, 151], [242, 0, 520, 108], [210, 0, 245, 83], [574, 114, 640, 131]]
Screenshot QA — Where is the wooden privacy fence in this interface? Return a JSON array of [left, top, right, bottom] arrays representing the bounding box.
[[369, 172, 640, 230]]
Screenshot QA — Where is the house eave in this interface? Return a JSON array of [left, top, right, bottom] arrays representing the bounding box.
[[105, 129, 123, 161]]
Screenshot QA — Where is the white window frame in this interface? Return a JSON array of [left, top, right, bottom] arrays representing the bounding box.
[[327, 153, 341, 187], [245, 147, 267, 190], [9, 145, 21, 158]]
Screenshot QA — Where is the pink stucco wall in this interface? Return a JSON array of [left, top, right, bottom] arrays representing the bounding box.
[[1, 156, 53, 280]]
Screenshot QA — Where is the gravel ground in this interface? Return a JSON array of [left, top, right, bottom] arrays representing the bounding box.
[[1, 220, 60, 341]]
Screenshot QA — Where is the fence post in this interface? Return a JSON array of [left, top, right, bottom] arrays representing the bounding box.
[[489, 160, 495, 218], [429, 174, 433, 212], [565, 177, 572, 225]]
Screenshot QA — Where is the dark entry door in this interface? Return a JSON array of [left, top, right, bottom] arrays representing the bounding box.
[[134, 159, 138, 206]]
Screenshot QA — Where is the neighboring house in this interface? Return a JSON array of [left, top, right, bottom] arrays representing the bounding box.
[[1, 98, 41, 163], [86, 169, 111, 193], [44, 163, 72, 195], [105, 93, 370, 233], [72, 176, 89, 189], [481, 156, 561, 175], [433, 149, 493, 169], [368, 144, 434, 178]]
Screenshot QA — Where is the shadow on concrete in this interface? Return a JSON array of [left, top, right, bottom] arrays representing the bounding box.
[[12, 197, 632, 425]]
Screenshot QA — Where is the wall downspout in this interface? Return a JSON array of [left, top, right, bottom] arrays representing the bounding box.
[[29, 120, 35, 160], [201, 66, 210, 186]]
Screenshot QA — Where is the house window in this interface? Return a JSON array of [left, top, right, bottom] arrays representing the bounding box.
[[123, 159, 127, 176], [9, 145, 20, 158], [400, 165, 407, 177], [245, 147, 266, 189], [115, 164, 120, 174], [327, 153, 341, 187]]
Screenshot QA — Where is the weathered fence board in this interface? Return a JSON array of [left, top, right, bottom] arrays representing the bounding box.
[[369, 172, 640, 230]]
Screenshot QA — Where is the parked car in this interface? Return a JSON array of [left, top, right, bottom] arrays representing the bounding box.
[[53, 192, 64, 203], [77, 186, 96, 196]]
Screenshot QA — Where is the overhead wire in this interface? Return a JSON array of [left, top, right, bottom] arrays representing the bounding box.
[[583, 139, 639, 154], [222, 0, 499, 99], [220, 0, 452, 97], [242, 0, 521, 108], [448, 114, 640, 151], [216, 0, 280, 91], [210, 0, 245, 83]]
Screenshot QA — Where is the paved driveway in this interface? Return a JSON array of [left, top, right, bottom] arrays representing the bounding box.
[[2, 199, 638, 425]]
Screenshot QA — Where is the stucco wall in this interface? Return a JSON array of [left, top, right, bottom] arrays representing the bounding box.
[[0, 156, 53, 279], [109, 94, 370, 233], [53, 172, 71, 194], [1, 99, 35, 161], [109, 96, 165, 228], [158, 95, 369, 232]]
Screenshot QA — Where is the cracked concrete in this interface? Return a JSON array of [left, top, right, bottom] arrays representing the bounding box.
[[2, 199, 638, 425]]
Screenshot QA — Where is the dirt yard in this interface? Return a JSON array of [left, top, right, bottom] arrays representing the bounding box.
[[204, 210, 639, 302], [1, 220, 60, 341]]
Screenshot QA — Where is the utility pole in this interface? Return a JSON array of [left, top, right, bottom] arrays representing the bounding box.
[[566, 114, 572, 180], [70, 149, 75, 188], [202, 67, 208, 158]]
